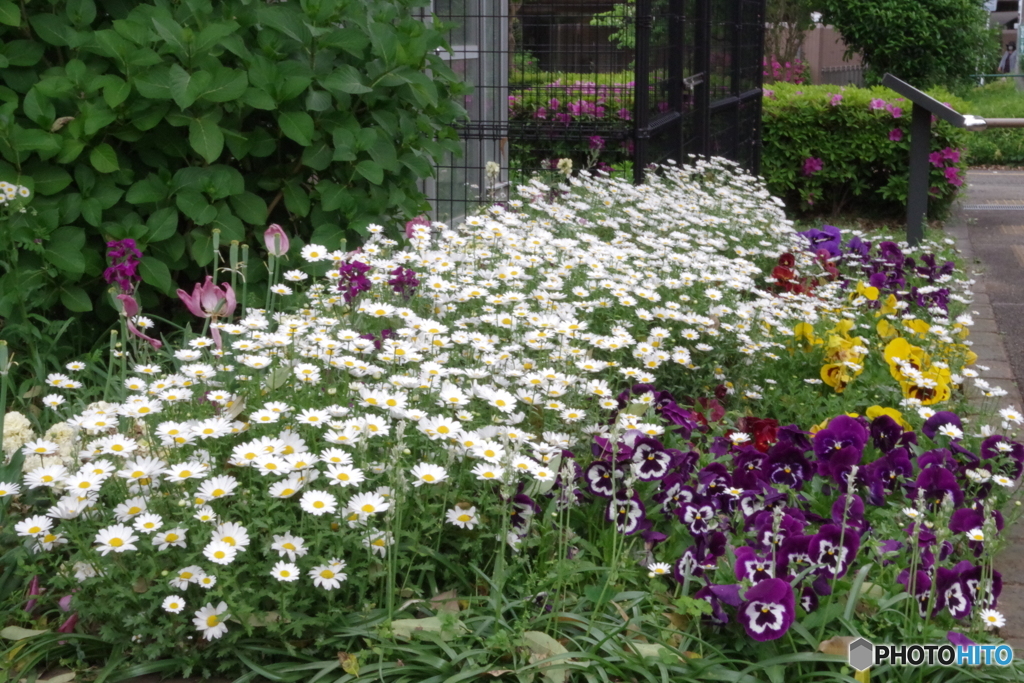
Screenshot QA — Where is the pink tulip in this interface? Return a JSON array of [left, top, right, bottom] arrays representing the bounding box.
[[264, 224, 289, 257], [57, 614, 79, 633], [177, 276, 237, 319], [177, 277, 237, 349]]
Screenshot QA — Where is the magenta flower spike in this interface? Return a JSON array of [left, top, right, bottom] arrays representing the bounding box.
[[264, 223, 290, 257], [24, 575, 41, 612]]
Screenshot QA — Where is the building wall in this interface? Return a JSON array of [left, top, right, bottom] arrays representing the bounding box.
[[801, 25, 864, 86]]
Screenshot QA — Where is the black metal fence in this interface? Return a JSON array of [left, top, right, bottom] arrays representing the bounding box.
[[426, 0, 765, 220]]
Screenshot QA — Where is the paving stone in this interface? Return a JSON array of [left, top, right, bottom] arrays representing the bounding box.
[[977, 360, 1018, 381], [969, 317, 1000, 334]]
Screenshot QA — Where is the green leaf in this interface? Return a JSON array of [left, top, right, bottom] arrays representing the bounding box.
[[176, 189, 217, 225], [355, 159, 383, 185], [66, 0, 96, 27], [391, 617, 466, 641], [60, 285, 93, 312], [189, 115, 224, 164], [229, 192, 268, 225], [29, 14, 71, 46], [168, 64, 210, 109], [28, 166, 72, 195], [103, 77, 131, 108], [0, 0, 20, 27], [133, 66, 173, 100], [89, 143, 119, 173], [139, 256, 173, 294], [242, 87, 276, 110], [44, 227, 86, 274], [282, 179, 310, 217], [126, 175, 167, 204], [0, 626, 48, 640], [146, 207, 178, 242], [322, 64, 372, 94], [197, 68, 248, 103], [278, 111, 314, 146], [5, 40, 44, 66]]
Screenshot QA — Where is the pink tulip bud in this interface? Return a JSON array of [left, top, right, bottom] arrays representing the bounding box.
[[116, 293, 140, 318], [57, 613, 78, 634], [264, 224, 290, 257], [59, 594, 73, 612]]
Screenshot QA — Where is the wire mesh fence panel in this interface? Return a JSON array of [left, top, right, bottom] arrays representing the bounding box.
[[428, 0, 765, 221]]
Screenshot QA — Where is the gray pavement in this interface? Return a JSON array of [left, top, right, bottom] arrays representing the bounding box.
[[949, 169, 1024, 650]]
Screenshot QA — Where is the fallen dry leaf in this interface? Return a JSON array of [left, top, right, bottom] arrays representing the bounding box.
[[818, 635, 858, 656]]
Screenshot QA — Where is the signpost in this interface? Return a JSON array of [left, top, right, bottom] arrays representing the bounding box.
[[880, 73, 1024, 246]]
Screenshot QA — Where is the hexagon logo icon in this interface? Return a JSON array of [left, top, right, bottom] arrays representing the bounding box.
[[848, 638, 874, 671]]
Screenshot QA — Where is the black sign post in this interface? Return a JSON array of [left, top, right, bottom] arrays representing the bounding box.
[[880, 73, 1024, 246]]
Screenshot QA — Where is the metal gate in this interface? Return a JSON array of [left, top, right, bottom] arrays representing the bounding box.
[[426, 0, 765, 221]]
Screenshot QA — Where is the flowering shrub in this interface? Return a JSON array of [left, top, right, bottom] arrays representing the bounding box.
[[2, 159, 1022, 679], [763, 56, 808, 85], [508, 73, 640, 178], [762, 83, 970, 217]]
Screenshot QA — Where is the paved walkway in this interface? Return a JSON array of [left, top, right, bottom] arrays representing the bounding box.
[[946, 169, 1024, 650]]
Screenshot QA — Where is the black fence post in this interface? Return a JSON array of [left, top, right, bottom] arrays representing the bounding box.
[[633, 0, 653, 184], [906, 102, 931, 247], [695, 0, 710, 159]]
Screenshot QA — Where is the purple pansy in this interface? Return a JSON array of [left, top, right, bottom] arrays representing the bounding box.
[[740, 578, 795, 641], [734, 547, 775, 583], [809, 524, 859, 579]]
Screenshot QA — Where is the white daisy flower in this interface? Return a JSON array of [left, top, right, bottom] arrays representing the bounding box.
[[192, 601, 230, 640]]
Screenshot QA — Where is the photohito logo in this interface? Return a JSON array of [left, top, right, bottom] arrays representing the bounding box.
[[847, 638, 1014, 670]]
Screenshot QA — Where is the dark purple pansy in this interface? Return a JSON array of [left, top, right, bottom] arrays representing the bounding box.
[[697, 463, 730, 496], [813, 415, 867, 480], [917, 448, 958, 471], [898, 569, 936, 617], [958, 562, 1002, 609], [606, 491, 649, 535], [631, 437, 675, 481], [677, 500, 718, 535], [752, 511, 806, 554], [830, 494, 865, 525], [948, 631, 976, 647], [865, 447, 914, 491], [777, 534, 812, 577], [809, 524, 859, 579], [654, 474, 696, 516], [912, 466, 964, 509], [870, 414, 915, 452], [584, 461, 621, 498], [797, 225, 842, 258], [800, 586, 819, 613], [949, 507, 983, 534], [734, 547, 774, 583], [936, 567, 971, 619], [740, 578, 795, 641], [764, 445, 813, 489]]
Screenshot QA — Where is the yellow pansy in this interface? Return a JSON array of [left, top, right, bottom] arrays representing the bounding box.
[[865, 405, 912, 431], [855, 281, 879, 301]]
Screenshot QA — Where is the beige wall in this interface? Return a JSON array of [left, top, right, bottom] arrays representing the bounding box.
[[801, 25, 863, 85]]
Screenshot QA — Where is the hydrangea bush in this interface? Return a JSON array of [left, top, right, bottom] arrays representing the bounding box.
[[2, 159, 1022, 679]]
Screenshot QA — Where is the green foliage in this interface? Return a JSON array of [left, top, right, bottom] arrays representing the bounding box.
[[0, 0, 466, 386], [961, 80, 1024, 166], [761, 83, 970, 218], [818, 0, 1001, 92]]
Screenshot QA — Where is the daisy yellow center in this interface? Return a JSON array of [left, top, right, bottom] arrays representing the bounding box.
[[131, 470, 144, 478], [78, 481, 91, 489], [281, 488, 295, 496], [423, 474, 435, 482], [265, 463, 278, 470], [372, 539, 385, 546], [457, 514, 471, 523], [144, 522, 156, 529], [181, 572, 193, 579], [280, 570, 291, 577], [166, 533, 179, 542], [214, 550, 226, 558], [206, 615, 220, 627], [212, 489, 225, 497], [110, 538, 124, 548], [361, 504, 375, 513], [437, 426, 450, 434], [283, 542, 296, 550], [221, 536, 236, 546], [314, 501, 325, 509], [170, 602, 180, 609], [320, 569, 335, 579], [29, 525, 42, 534], [180, 470, 192, 477], [112, 445, 125, 452], [338, 473, 349, 481]]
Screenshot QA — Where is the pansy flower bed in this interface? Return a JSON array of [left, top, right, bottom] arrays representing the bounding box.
[[2, 158, 1022, 681]]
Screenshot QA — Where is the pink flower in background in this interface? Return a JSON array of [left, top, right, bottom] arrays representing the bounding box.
[[829, 93, 843, 106], [945, 167, 963, 187], [534, 106, 548, 119], [886, 104, 902, 118], [929, 151, 944, 167], [589, 135, 605, 150], [617, 107, 632, 120], [405, 216, 430, 239], [548, 98, 560, 109], [870, 98, 887, 110], [889, 129, 903, 142], [802, 157, 823, 176], [943, 147, 961, 163]]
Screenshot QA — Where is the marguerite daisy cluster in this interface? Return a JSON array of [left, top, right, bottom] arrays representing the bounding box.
[[5, 159, 1019, 658]]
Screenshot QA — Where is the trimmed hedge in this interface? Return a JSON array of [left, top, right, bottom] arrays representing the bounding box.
[[961, 81, 1024, 166], [762, 83, 970, 218]]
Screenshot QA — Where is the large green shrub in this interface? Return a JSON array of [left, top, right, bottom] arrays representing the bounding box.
[[0, 0, 465, 341], [819, 0, 1001, 92], [761, 83, 970, 218]]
